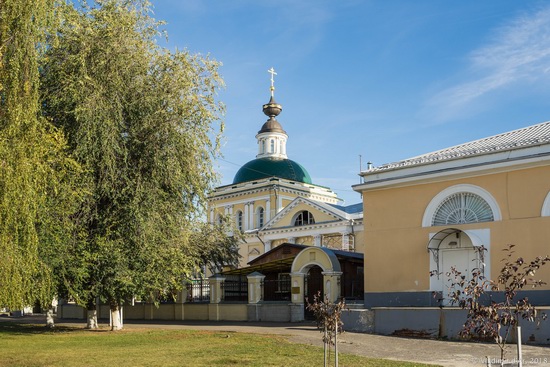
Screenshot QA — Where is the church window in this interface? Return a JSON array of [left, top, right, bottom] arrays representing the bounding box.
[[236, 210, 243, 231], [294, 210, 315, 226], [261, 140, 266, 154], [270, 139, 275, 153], [432, 192, 494, 226], [257, 207, 265, 228]]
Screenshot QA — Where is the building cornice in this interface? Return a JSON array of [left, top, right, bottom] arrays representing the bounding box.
[[353, 145, 550, 192], [210, 177, 339, 203]]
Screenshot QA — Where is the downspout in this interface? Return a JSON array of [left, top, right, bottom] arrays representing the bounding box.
[[348, 219, 356, 252]]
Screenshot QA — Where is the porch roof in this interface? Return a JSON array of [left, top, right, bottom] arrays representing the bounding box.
[[222, 243, 363, 276]]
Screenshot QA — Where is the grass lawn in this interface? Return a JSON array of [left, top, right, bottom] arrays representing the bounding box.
[[0, 323, 439, 367]]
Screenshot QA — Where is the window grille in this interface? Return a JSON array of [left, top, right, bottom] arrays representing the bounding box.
[[432, 192, 494, 226]]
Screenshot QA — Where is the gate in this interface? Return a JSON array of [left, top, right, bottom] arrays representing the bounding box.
[[304, 265, 324, 320]]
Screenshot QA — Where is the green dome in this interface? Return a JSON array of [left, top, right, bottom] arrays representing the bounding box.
[[233, 158, 312, 184]]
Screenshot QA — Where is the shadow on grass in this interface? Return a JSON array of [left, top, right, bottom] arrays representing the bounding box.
[[0, 323, 108, 335]]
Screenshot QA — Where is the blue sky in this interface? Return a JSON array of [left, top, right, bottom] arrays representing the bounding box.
[[152, 1, 550, 204]]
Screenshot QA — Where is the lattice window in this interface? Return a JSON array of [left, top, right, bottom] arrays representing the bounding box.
[[323, 234, 342, 249], [432, 192, 494, 226]]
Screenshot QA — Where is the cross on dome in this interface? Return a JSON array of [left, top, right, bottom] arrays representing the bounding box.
[[268, 67, 277, 96]]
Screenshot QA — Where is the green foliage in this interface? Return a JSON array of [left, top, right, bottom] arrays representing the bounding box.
[[40, 0, 227, 312], [0, 0, 81, 309]]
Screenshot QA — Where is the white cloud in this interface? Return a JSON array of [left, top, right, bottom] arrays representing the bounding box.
[[427, 6, 550, 121]]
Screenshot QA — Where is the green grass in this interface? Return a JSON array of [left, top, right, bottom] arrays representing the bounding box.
[[0, 323, 437, 367]]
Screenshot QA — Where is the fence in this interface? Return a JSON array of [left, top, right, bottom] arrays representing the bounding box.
[[262, 278, 291, 301], [221, 275, 248, 302], [186, 278, 210, 303], [340, 276, 364, 301]]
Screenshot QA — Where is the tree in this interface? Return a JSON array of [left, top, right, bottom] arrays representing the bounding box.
[[306, 292, 347, 367], [0, 0, 81, 319], [40, 0, 226, 330], [433, 245, 549, 366]]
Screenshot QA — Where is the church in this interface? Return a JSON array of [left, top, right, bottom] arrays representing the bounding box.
[[207, 69, 365, 318]]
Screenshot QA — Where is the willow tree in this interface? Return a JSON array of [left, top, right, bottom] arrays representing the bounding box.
[[0, 0, 80, 316], [41, 0, 226, 330]]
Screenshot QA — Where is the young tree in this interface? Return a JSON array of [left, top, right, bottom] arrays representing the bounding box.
[[41, 0, 226, 330], [434, 245, 549, 365], [306, 292, 347, 367], [0, 0, 81, 319]]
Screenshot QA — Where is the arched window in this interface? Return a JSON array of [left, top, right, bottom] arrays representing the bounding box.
[[270, 139, 275, 153], [261, 140, 266, 154], [257, 207, 264, 228], [294, 210, 315, 226], [423, 184, 501, 227], [432, 192, 494, 226], [236, 210, 243, 231]]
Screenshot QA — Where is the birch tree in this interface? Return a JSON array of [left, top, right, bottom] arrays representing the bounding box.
[[41, 0, 226, 330]]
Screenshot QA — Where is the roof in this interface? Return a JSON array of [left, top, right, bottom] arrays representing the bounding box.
[[366, 121, 550, 174], [233, 157, 312, 184], [222, 243, 363, 276], [328, 202, 363, 214]]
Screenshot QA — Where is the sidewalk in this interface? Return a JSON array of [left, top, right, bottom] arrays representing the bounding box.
[[2, 315, 549, 367]]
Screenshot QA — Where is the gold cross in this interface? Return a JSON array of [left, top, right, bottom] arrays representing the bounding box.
[[268, 67, 277, 96]]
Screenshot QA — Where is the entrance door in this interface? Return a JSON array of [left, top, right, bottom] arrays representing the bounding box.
[[304, 265, 324, 320], [440, 247, 476, 305]]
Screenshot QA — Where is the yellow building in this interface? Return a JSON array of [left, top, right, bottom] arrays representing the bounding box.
[[209, 84, 364, 269], [353, 121, 550, 309]]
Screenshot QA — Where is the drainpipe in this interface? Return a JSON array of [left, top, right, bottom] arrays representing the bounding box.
[[349, 219, 355, 252]]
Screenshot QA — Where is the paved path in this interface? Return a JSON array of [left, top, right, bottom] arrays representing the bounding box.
[[2, 316, 549, 367]]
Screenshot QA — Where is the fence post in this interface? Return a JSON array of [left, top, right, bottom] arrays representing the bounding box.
[[321, 271, 343, 303], [247, 272, 265, 304], [209, 274, 226, 304]]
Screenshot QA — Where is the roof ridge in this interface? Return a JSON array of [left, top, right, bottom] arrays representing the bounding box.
[[370, 120, 550, 173]]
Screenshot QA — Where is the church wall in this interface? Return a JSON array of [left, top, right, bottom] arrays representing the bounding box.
[[361, 165, 550, 299]]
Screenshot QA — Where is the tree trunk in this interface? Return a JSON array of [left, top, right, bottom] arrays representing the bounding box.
[[86, 298, 98, 329], [110, 302, 123, 331], [46, 306, 55, 328]]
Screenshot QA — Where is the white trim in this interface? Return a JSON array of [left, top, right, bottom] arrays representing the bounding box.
[[422, 184, 501, 227], [542, 191, 550, 217], [354, 145, 550, 192], [429, 228, 491, 293]]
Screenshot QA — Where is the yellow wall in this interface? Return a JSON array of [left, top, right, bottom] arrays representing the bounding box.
[[361, 166, 550, 293]]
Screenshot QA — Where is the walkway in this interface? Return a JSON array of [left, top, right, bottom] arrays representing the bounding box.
[[2, 316, 549, 367]]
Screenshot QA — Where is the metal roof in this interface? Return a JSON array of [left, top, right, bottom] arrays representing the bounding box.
[[367, 121, 550, 173], [328, 202, 363, 214], [222, 243, 363, 276], [232, 157, 312, 184]]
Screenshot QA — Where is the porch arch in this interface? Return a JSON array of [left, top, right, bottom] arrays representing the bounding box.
[[428, 228, 490, 304], [291, 247, 341, 274], [290, 247, 342, 309]]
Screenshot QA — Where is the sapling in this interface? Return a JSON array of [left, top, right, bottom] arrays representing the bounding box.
[[432, 245, 549, 366]]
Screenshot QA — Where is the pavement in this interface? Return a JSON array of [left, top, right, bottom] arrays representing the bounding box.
[[1, 315, 549, 367]]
